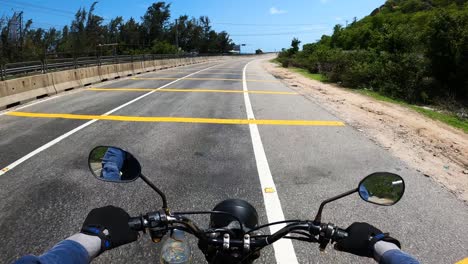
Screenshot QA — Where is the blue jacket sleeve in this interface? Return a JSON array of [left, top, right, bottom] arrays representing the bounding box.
[[380, 249, 420, 264], [13, 240, 90, 264]]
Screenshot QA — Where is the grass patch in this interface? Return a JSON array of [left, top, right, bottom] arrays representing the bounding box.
[[282, 66, 468, 133], [355, 89, 407, 106], [270, 58, 280, 64], [289, 67, 328, 82], [356, 90, 468, 133], [409, 106, 468, 133]]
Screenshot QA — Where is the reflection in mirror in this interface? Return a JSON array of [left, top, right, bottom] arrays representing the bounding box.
[[358, 172, 405, 206], [88, 146, 141, 183]]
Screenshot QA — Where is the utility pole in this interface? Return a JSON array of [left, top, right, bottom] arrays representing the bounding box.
[[175, 19, 179, 53], [240, 44, 246, 54], [18, 11, 23, 55]]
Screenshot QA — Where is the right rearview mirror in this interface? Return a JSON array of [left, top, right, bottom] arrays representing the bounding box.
[[88, 146, 141, 183], [358, 172, 405, 206]]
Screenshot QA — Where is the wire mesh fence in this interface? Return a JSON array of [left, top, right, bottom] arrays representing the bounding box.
[[0, 53, 224, 80]]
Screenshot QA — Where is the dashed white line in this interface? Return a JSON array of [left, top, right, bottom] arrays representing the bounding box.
[[242, 60, 299, 264]]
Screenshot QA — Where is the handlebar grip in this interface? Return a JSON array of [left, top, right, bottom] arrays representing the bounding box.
[[128, 216, 144, 231], [333, 228, 348, 241]]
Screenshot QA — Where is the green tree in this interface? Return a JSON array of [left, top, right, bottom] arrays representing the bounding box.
[[291, 38, 301, 54], [141, 2, 171, 45], [0, 1, 236, 62], [427, 10, 468, 100]]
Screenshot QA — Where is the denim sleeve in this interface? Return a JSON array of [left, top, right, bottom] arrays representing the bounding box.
[[380, 249, 420, 264], [13, 240, 90, 264]]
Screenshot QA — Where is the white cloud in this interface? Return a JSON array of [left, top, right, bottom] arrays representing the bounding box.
[[269, 7, 287, 15]]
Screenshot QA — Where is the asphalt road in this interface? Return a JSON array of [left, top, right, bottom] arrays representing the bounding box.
[[0, 56, 467, 263]]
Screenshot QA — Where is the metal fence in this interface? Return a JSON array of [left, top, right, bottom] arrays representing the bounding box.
[[0, 53, 220, 81]]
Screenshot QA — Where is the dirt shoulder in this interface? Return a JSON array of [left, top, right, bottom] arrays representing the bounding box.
[[262, 60, 468, 203]]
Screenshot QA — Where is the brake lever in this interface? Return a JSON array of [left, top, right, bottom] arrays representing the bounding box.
[[318, 236, 330, 251], [317, 223, 336, 251]]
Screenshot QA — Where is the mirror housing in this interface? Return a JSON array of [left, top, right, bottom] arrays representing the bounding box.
[[88, 146, 141, 183], [87, 146, 169, 211], [314, 172, 405, 223], [358, 172, 405, 206]]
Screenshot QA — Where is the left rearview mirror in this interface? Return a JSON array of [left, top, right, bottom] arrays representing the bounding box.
[[358, 172, 405, 206], [88, 146, 141, 183]]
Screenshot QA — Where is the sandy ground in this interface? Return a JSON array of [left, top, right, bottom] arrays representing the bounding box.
[[263, 61, 468, 203]]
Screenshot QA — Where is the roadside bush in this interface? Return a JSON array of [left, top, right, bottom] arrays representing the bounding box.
[[339, 50, 378, 88], [372, 52, 428, 102], [276, 0, 468, 107]]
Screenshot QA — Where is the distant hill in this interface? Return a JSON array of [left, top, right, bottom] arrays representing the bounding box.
[[371, 0, 467, 15], [277, 0, 468, 106]]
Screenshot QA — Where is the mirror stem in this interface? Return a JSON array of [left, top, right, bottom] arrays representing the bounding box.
[[140, 173, 168, 211], [313, 188, 358, 224]]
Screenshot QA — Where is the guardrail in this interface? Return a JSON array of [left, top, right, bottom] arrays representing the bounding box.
[[0, 55, 241, 109], [0, 54, 218, 80]]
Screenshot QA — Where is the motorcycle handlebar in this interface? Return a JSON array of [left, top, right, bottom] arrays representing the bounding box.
[[128, 216, 144, 231], [333, 227, 348, 240], [128, 212, 348, 248]]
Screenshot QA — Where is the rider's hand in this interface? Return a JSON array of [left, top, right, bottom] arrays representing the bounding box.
[[81, 205, 138, 253], [334, 222, 400, 257]]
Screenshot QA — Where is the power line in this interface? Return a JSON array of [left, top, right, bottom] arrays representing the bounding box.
[[31, 21, 68, 29], [0, 1, 75, 19], [213, 22, 331, 27], [231, 30, 326, 37], [0, 0, 112, 21], [5, 0, 76, 15]]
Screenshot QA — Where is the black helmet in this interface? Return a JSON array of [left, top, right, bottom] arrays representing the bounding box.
[[210, 199, 259, 231]]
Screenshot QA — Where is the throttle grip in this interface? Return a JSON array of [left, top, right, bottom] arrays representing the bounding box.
[[128, 216, 144, 231], [333, 227, 348, 241]]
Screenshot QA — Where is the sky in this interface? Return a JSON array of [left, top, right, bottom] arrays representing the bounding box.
[[0, 0, 386, 53]]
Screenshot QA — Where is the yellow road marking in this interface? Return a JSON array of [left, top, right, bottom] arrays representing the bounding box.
[[154, 71, 262, 76], [87, 88, 297, 95], [131, 77, 280, 83], [6, 112, 345, 126], [264, 187, 276, 193], [456, 258, 468, 264]]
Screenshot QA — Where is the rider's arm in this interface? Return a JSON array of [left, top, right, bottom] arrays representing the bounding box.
[[14, 206, 137, 264], [335, 222, 420, 264], [14, 233, 100, 264], [374, 241, 420, 264]]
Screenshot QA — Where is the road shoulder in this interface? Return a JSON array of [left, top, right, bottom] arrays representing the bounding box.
[[262, 60, 468, 203]]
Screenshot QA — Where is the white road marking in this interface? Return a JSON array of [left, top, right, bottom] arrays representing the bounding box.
[[242, 60, 299, 264], [0, 63, 225, 176], [0, 60, 216, 116]]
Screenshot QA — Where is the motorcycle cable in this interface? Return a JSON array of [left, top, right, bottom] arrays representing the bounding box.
[[237, 224, 312, 264], [246, 219, 304, 234], [173, 211, 245, 233], [249, 231, 316, 242]]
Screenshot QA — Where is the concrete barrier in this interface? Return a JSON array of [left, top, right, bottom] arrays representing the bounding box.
[[51, 69, 82, 93], [154, 60, 163, 70], [158, 59, 171, 69], [0, 55, 232, 109], [77, 66, 101, 86], [99, 64, 120, 81], [0, 81, 7, 107], [169, 59, 176, 67], [118, 63, 134, 76], [143, 60, 155, 72], [132, 62, 144, 74], [0, 74, 56, 108]]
